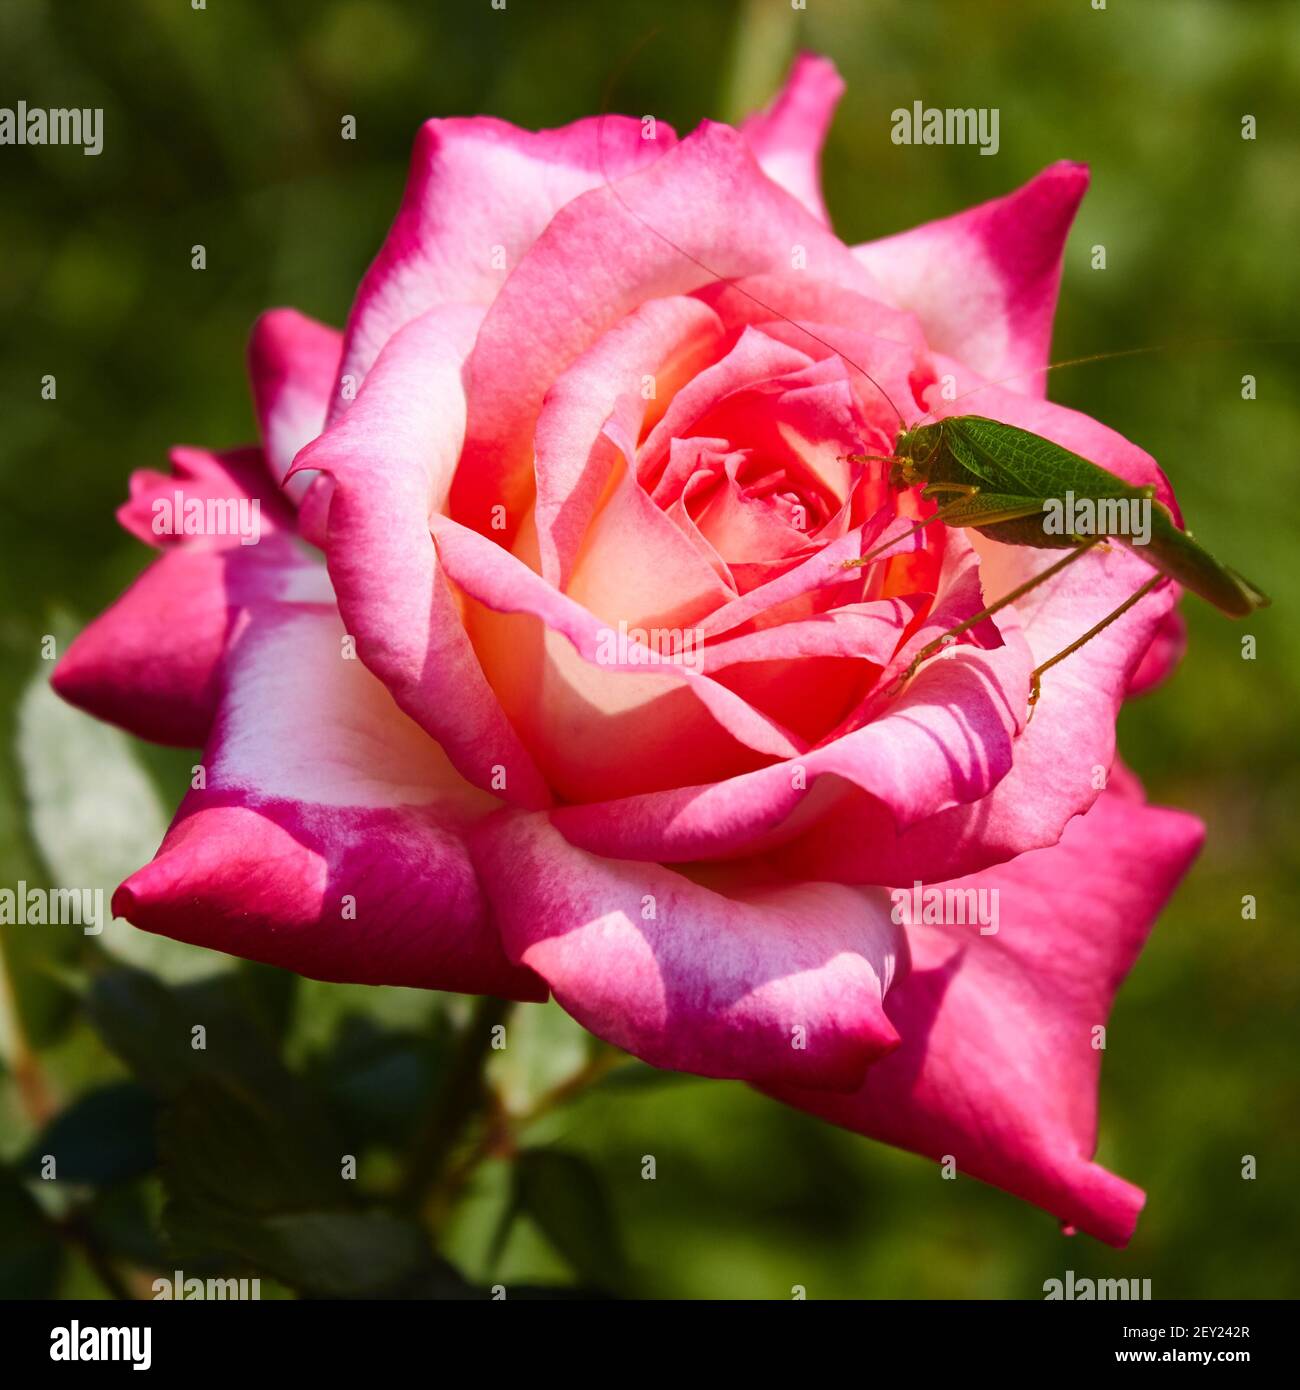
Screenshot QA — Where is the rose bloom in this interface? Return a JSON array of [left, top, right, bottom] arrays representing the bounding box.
[[55, 56, 1200, 1245]]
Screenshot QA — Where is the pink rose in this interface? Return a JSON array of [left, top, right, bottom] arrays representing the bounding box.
[[55, 56, 1201, 1245]]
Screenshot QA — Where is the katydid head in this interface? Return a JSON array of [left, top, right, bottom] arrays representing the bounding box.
[[889, 423, 940, 490]]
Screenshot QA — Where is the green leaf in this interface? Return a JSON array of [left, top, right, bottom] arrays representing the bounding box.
[[85, 967, 298, 1104], [285, 978, 441, 1068], [20, 1081, 157, 1186], [513, 1148, 626, 1292], [485, 998, 592, 1113], [15, 662, 230, 983], [171, 1206, 435, 1299], [159, 1077, 339, 1217], [315, 1015, 452, 1146], [85, 1182, 167, 1269], [0, 1165, 63, 1297], [159, 1077, 434, 1297], [0, 921, 80, 1063], [236, 962, 299, 1045]]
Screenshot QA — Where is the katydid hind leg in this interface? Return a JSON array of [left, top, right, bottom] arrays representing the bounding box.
[[892, 538, 1103, 693], [1027, 574, 1166, 714]]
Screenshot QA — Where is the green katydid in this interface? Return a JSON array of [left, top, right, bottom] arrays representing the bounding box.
[[842, 404, 1270, 706]]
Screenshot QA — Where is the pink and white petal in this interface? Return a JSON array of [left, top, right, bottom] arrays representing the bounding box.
[[777, 542, 1177, 885], [473, 810, 905, 1089], [696, 510, 924, 640], [294, 472, 335, 550], [740, 53, 845, 224], [333, 115, 674, 410], [643, 327, 814, 501], [694, 273, 926, 356], [565, 462, 736, 630], [550, 546, 1031, 861], [118, 445, 294, 549], [455, 122, 883, 540], [533, 293, 727, 588], [766, 788, 1204, 1246], [51, 538, 329, 748], [855, 162, 1090, 395], [436, 514, 809, 801], [701, 597, 919, 674], [292, 302, 552, 809], [247, 309, 343, 491], [114, 605, 544, 998], [701, 597, 922, 746]]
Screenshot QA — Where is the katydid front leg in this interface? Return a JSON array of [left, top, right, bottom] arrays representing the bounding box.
[[891, 535, 1103, 695], [841, 483, 984, 573]]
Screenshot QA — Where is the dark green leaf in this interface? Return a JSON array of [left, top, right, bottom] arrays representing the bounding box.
[[0, 920, 82, 1055], [183, 1208, 434, 1299], [0, 1165, 63, 1298], [85, 1182, 168, 1268], [513, 1148, 626, 1292], [235, 962, 299, 1044], [158, 1077, 433, 1297], [158, 1078, 340, 1219], [85, 967, 301, 1109], [314, 1014, 451, 1146], [20, 1081, 157, 1185]]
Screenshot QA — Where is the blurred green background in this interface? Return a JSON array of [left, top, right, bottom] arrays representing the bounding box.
[[1, 0, 1297, 1298]]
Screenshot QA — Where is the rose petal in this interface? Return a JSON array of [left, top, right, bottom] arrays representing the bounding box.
[[565, 460, 737, 629], [52, 538, 329, 747], [115, 605, 544, 998], [292, 302, 553, 809], [740, 53, 845, 224], [117, 445, 294, 550], [531, 292, 728, 590], [1126, 605, 1186, 697], [474, 809, 904, 1089], [247, 308, 343, 491], [333, 114, 675, 410], [455, 121, 884, 542], [435, 512, 806, 800], [777, 543, 1177, 885], [549, 537, 1031, 858], [643, 327, 815, 501], [855, 162, 1090, 395], [766, 787, 1204, 1246]]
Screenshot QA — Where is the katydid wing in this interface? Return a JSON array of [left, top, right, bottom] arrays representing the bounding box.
[[893, 416, 1269, 617]]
